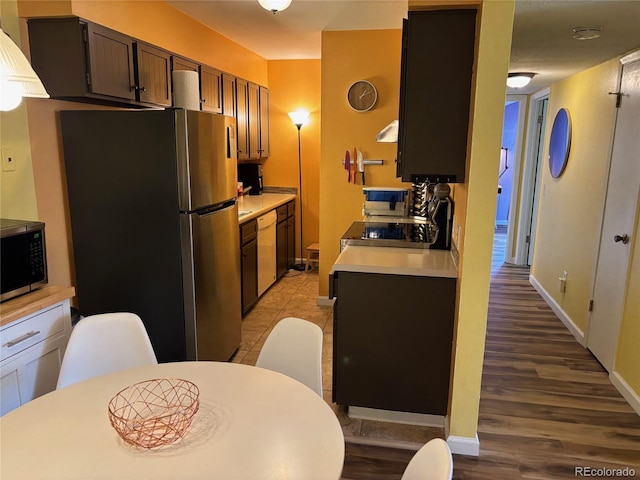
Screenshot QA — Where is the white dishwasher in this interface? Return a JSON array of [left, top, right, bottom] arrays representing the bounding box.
[[257, 210, 277, 296]]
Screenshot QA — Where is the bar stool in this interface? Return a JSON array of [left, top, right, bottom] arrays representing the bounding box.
[[305, 243, 320, 272]]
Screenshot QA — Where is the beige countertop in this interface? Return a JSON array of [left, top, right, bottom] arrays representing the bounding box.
[[0, 286, 76, 327], [330, 245, 458, 278], [238, 193, 297, 223]]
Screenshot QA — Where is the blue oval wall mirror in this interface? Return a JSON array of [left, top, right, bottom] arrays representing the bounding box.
[[548, 108, 572, 178]]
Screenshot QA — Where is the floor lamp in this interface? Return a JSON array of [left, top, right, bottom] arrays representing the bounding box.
[[288, 109, 310, 271]]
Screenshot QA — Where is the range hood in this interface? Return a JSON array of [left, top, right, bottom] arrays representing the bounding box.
[[375, 120, 398, 143]]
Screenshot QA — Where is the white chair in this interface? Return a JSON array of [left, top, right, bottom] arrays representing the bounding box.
[[56, 312, 158, 389], [401, 438, 453, 480], [256, 317, 323, 396]]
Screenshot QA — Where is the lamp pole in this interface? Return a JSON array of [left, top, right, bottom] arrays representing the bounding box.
[[292, 122, 305, 271], [287, 109, 310, 272]]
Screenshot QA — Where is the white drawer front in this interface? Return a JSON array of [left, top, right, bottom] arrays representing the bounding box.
[[1, 305, 65, 362]]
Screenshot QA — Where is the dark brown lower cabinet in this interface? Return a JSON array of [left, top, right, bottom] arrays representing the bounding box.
[[276, 201, 296, 278], [276, 219, 288, 278], [331, 271, 456, 415], [240, 220, 258, 314], [286, 215, 296, 269]]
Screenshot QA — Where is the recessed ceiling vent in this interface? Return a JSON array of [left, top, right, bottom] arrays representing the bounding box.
[[572, 26, 602, 40]]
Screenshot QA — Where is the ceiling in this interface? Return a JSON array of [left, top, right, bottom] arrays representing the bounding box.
[[168, 0, 640, 95]]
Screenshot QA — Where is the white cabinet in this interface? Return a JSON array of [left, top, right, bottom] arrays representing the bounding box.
[[1, 299, 72, 416]]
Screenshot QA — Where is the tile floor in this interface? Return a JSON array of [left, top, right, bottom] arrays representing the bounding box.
[[230, 268, 444, 449]]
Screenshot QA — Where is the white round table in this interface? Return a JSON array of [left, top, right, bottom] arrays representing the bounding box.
[[0, 362, 345, 479]]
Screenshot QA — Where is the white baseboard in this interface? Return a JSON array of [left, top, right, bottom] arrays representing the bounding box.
[[529, 274, 584, 344], [446, 434, 480, 456], [343, 435, 423, 451], [348, 406, 445, 427], [610, 371, 640, 417], [316, 296, 335, 307]]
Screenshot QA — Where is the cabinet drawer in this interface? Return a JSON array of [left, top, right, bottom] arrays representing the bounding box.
[[1, 305, 65, 362], [287, 201, 295, 218], [240, 219, 257, 245], [276, 205, 288, 223]]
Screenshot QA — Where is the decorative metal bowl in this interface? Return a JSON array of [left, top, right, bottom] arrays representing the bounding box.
[[108, 378, 200, 449]]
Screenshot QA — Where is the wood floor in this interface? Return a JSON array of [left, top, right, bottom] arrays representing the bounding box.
[[341, 230, 640, 479]]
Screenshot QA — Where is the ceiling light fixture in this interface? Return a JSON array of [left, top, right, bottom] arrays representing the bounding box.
[[0, 27, 49, 112], [258, 0, 292, 14], [506, 72, 536, 89], [572, 26, 602, 41]]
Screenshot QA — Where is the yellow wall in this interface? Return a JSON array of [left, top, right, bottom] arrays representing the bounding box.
[[531, 60, 619, 332], [532, 57, 640, 398], [319, 28, 405, 296], [617, 207, 640, 394], [265, 60, 321, 258], [447, 0, 514, 439], [0, 0, 38, 221]]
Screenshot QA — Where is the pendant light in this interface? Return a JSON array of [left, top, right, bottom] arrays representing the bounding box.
[[258, 0, 292, 14], [0, 27, 49, 112]]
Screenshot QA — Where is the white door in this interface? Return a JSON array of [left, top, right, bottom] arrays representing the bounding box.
[[526, 97, 548, 266], [514, 91, 548, 266], [587, 52, 640, 371]]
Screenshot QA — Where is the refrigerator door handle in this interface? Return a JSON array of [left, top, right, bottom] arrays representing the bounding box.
[[195, 199, 237, 217]]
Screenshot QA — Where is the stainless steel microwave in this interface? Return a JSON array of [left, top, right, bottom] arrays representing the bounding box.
[[1, 219, 48, 302]]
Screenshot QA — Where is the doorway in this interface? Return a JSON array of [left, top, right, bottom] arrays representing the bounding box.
[[495, 94, 540, 266], [513, 90, 549, 266], [586, 51, 640, 371]]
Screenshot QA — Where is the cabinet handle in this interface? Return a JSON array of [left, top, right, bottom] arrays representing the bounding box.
[[202, 98, 206, 103], [139, 86, 146, 92], [5, 330, 41, 348], [130, 85, 146, 92]]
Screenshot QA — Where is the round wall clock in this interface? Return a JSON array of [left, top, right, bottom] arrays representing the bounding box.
[[347, 80, 378, 112], [548, 108, 572, 178]]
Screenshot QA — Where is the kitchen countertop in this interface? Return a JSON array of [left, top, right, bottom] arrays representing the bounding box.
[[237, 193, 297, 223], [330, 245, 458, 278], [0, 286, 76, 327]]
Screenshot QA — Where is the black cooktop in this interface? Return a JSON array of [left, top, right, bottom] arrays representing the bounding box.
[[340, 221, 438, 249]]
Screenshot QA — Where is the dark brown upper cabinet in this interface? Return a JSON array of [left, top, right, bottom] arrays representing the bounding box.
[[259, 86, 270, 158], [222, 73, 236, 118], [28, 17, 170, 107], [396, 9, 477, 183], [239, 81, 270, 160], [236, 79, 250, 161], [85, 23, 136, 100], [133, 42, 172, 106], [28, 15, 270, 135], [200, 66, 222, 113], [170, 55, 198, 109], [171, 55, 198, 73], [248, 82, 261, 159], [28, 17, 134, 104]]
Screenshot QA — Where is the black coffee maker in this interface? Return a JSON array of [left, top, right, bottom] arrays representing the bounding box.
[[237, 163, 263, 195], [427, 183, 454, 250]]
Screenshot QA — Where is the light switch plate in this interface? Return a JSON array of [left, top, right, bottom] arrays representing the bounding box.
[[2, 147, 16, 172]]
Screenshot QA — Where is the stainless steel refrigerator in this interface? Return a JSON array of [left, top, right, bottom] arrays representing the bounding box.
[[60, 109, 241, 362]]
